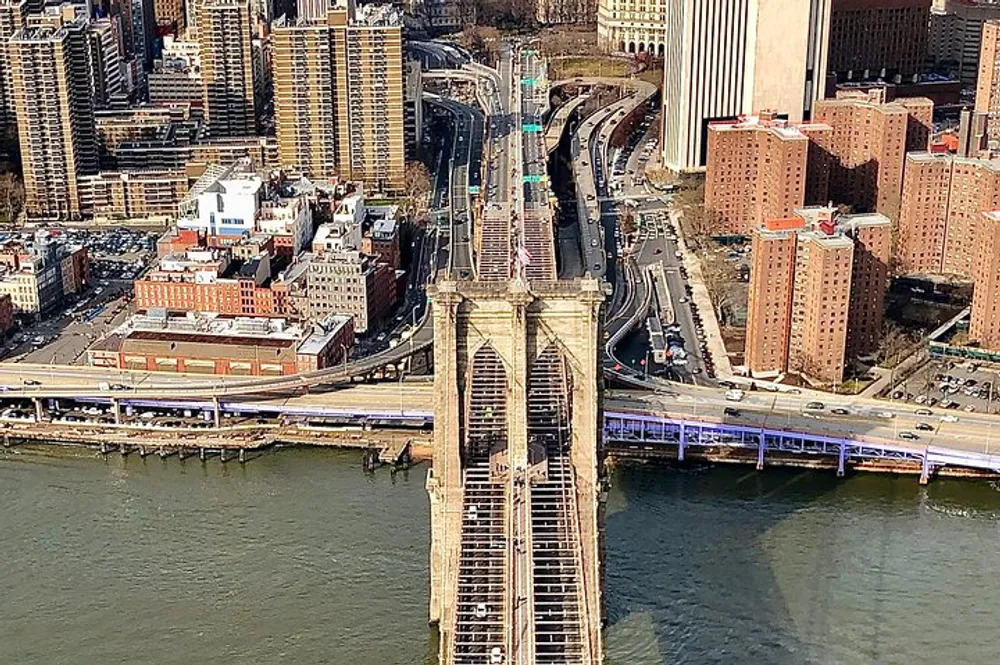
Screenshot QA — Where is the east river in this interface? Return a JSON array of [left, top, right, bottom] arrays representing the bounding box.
[[2, 446, 998, 665]]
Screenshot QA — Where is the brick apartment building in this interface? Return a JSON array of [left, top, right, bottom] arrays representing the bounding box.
[[813, 89, 933, 220], [897, 152, 1000, 278], [133, 245, 297, 318], [705, 112, 833, 236], [745, 207, 891, 384], [971, 210, 1000, 350]]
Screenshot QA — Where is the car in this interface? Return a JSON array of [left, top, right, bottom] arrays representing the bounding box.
[[963, 404, 976, 412], [679, 297, 689, 304], [724, 407, 741, 417], [805, 401, 825, 411], [916, 422, 934, 431], [941, 414, 960, 423], [22, 379, 41, 386], [832, 408, 850, 415], [467, 505, 478, 521], [475, 603, 488, 618], [898, 431, 919, 441], [915, 408, 933, 416], [490, 646, 504, 664]]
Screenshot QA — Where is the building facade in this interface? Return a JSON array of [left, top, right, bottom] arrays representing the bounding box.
[[813, 89, 933, 220], [79, 170, 189, 222], [89, 312, 353, 375], [929, 0, 1000, 86], [199, 0, 258, 137], [976, 20, 1000, 148], [273, 4, 405, 192], [705, 112, 832, 236], [597, 0, 667, 55], [660, 0, 831, 172], [9, 17, 98, 220], [897, 152, 1000, 278], [745, 207, 890, 384], [971, 209, 1000, 349], [828, 0, 930, 79]]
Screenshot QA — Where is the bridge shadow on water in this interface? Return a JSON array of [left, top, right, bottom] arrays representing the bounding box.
[[599, 461, 1000, 665]]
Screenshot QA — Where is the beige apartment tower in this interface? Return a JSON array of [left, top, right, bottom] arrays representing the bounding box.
[[597, 0, 666, 55], [705, 112, 833, 236], [273, 4, 404, 192], [971, 210, 1000, 350], [0, 0, 29, 137], [9, 18, 97, 220], [200, 0, 257, 138], [813, 89, 933, 220], [745, 208, 890, 384], [661, 0, 832, 172]]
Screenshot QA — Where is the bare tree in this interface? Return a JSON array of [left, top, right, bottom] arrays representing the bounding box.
[[402, 162, 432, 223], [620, 209, 636, 237], [875, 320, 914, 367], [0, 172, 23, 225]]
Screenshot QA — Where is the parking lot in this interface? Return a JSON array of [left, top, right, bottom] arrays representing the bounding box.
[[891, 358, 1000, 415], [1, 228, 156, 366]]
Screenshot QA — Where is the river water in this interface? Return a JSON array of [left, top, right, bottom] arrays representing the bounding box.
[[1, 446, 998, 665]]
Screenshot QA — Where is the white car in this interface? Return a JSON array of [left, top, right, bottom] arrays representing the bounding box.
[[940, 415, 960, 423]]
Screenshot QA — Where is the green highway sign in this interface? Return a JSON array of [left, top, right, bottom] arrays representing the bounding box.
[[521, 77, 537, 85], [522, 175, 543, 183], [468, 185, 481, 194], [522, 124, 543, 132]]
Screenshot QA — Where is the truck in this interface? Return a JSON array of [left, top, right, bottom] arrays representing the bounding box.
[[725, 389, 745, 402], [98, 382, 111, 391]]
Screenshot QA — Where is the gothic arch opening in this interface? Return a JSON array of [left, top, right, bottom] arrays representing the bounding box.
[[464, 344, 508, 468]]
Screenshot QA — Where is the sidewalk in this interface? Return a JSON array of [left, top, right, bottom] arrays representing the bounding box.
[[668, 209, 734, 380]]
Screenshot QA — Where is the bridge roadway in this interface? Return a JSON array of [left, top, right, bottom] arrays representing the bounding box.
[[12, 376, 997, 475]]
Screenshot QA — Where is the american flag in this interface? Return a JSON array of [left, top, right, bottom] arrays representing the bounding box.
[[517, 246, 533, 266]]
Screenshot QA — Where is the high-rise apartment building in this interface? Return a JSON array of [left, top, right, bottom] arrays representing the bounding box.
[[597, 0, 666, 56], [660, 0, 831, 172], [9, 17, 98, 220], [88, 18, 125, 108], [929, 0, 1000, 86], [828, 0, 930, 79], [976, 20, 1000, 148], [745, 207, 890, 384], [273, 3, 405, 192], [970, 209, 1000, 349], [704, 112, 833, 236], [200, 0, 258, 138], [813, 89, 933, 219], [536, 0, 593, 25], [0, 0, 30, 137], [153, 0, 185, 32], [897, 152, 1000, 278]]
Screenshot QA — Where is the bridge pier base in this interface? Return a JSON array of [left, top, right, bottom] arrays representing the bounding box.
[[920, 454, 931, 485], [120, 442, 129, 456], [199, 447, 207, 462], [837, 444, 846, 478], [138, 445, 149, 458], [33, 398, 44, 423], [212, 397, 221, 428], [756, 432, 765, 471], [99, 442, 110, 455], [238, 448, 246, 464], [677, 423, 686, 462], [220, 448, 229, 463]]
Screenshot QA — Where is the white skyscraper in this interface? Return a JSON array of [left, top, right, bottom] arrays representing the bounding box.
[[660, 0, 832, 172]]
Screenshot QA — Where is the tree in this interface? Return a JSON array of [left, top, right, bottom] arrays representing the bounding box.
[[875, 320, 914, 367], [0, 172, 24, 225], [620, 210, 636, 237], [402, 162, 432, 223]]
